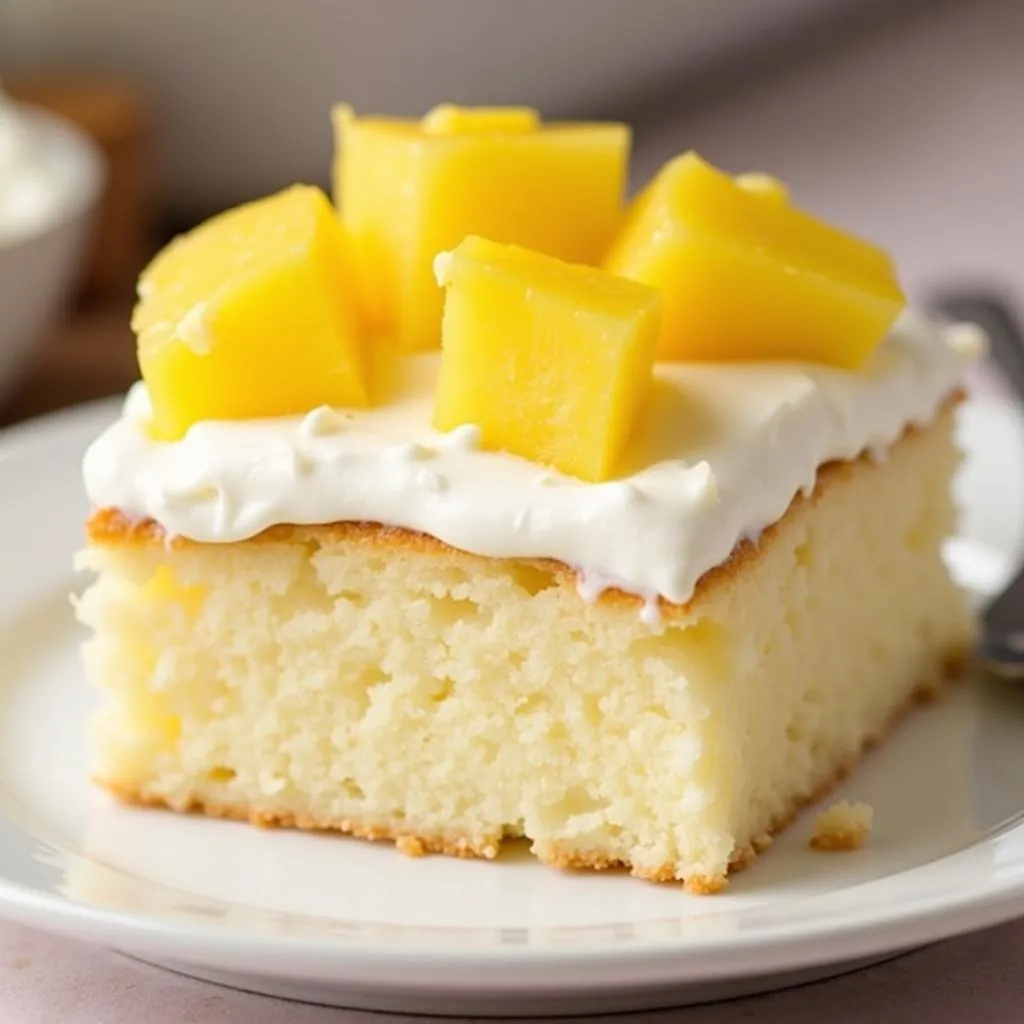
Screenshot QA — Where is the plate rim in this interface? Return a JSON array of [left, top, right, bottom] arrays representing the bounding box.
[[0, 836, 1021, 988]]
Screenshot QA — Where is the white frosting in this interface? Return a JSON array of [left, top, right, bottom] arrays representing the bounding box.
[[0, 89, 64, 242], [83, 311, 979, 604]]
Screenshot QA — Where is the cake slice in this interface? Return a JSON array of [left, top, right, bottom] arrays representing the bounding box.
[[75, 113, 980, 892], [77, 329, 976, 893]]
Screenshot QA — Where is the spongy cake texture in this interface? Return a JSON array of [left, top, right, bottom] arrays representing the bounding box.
[[76, 405, 971, 892]]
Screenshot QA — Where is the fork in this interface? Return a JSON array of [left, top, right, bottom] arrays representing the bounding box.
[[930, 290, 1024, 677]]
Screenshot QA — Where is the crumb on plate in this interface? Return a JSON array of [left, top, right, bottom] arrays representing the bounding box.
[[810, 800, 874, 852]]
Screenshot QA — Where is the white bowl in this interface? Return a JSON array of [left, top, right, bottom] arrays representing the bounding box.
[[0, 106, 105, 401]]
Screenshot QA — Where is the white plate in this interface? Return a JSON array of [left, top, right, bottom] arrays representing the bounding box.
[[0, 396, 1023, 1016]]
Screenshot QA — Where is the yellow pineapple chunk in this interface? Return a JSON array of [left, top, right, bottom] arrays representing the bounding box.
[[605, 153, 905, 366], [333, 104, 630, 351], [433, 236, 661, 482], [134, 185, 369, 440]]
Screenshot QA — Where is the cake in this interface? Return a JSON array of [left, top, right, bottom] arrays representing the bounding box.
[[75, 105, 980, 893]]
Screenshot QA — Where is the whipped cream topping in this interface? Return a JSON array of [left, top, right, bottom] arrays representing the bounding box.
[[83, 312, 981, 605]]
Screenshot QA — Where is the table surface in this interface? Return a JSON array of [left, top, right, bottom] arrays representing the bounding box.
[[0, 300, 135, 428], [5, 1, 1024, 1018]]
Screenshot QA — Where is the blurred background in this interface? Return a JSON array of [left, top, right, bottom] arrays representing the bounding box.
[[0, 0, 1019, 424]]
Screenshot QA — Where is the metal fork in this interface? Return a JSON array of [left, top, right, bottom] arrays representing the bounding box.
[[930, 291, 1024, 677]]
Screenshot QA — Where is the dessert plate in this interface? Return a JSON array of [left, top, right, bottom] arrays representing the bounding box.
[[0, 395, 1023, 1016]]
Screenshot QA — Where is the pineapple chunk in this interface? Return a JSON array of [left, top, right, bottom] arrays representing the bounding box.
[[605, 153, 905, 367], [333, 104, 630, 351], [134, 185, 368, 440], [433, 236, 661, 482]]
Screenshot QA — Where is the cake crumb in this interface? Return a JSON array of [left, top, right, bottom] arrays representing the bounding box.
[[396, 835, 427, 858], [810, 800, 874, 852], [683, 874, 728, 896]]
